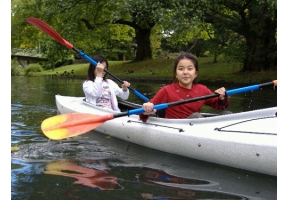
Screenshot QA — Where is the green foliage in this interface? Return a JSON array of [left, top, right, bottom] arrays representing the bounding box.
[[11, 0, 276, 71], [222, 33, 246, 63], [186, 0, 277, 70], [24, 63, 44, 76], [11, 65, 23, 76], [11, 59, 24, 76]]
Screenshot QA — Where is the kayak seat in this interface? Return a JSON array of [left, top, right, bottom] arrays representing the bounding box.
[[188, 111, 234, 118], [187, 112, 204, 118], [219, 110, 233, 115], [156, 109, 166, 118]]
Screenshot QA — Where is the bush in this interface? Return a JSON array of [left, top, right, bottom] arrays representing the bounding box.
[[24, 63, 44, 76], [11, 59, 24, 76], [11, 65, 24, 76]]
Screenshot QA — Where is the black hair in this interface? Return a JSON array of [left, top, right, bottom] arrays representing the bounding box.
[[87, 54, 109, 81]]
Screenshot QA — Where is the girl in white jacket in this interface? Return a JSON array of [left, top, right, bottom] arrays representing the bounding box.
[[83, 54, 130, 111]]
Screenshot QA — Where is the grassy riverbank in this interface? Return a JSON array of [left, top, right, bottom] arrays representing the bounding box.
[[30, 56, 277, 84]]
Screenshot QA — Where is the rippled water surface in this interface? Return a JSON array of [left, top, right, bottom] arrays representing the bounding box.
[[11, 76, 277, 200]]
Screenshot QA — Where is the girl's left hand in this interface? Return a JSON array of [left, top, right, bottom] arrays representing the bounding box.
[[122, 81, 130, 91], [215, 87, 226, 100]]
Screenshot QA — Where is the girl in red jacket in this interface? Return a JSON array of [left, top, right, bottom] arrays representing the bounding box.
[[140, 53, 230, 120]]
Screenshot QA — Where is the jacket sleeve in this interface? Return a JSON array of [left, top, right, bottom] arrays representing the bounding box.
[[149, 87, 168, 104], [204, 91, 230, 110], [138, 87, 168, 122], [217, 97, 230, 110], [83, 77, 103, 98], [109, 80, 130, 100], [139, 113, 150, 122]]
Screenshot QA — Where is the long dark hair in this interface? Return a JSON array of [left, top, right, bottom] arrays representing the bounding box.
[[87, 54, 109, 81], [173, 53, 199, 84]]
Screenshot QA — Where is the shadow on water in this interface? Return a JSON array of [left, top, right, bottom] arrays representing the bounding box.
[[11, 77, 277, 200]]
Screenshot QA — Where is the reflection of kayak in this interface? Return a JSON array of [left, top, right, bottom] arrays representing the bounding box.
[[42, 157, 274, 200], [44, 160, 118, 190], [81, 133, 277, 200], [55, 95, 277, 176]]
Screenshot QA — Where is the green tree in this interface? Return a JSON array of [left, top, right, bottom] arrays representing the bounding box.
[[11, 0, 135, 67], [12, 0, 184, 62], [187, 0, 277, 71]]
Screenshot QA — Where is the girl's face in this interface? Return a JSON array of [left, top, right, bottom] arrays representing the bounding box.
[[175, 58, 197, 88], [101, 62, 107, 77], [94, 61, 107, 77]]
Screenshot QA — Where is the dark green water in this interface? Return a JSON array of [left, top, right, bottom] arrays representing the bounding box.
[[11, 76, 277, 200]]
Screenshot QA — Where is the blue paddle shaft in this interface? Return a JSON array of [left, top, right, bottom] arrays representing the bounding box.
[[128, 103, 169, 115], [226, 85, 259, 95], [79, 51, 98, 66], [74, 48, 149, 102], [133, 91, 149, 102]]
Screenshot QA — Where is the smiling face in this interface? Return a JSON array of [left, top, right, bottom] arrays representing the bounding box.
[[175, 58, 198, 89]]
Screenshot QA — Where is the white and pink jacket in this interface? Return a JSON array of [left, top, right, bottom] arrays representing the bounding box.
[[83, 77, 129, 111]]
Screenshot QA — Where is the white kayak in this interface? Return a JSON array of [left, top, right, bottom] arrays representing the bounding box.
[[55, 94, 277, 176]]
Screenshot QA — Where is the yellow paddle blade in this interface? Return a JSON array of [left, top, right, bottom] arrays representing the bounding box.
[[11, 146, 20, 152], [41, 113, 114, 140]]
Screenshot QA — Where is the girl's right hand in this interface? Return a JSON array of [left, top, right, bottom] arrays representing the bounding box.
[[95, 63, 106, 77], [142, 102, 156, 115]]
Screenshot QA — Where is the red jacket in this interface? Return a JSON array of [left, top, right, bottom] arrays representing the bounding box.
[[148, 83, 230, 119]]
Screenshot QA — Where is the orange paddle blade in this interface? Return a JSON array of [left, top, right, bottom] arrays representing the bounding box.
[[26, 18, 73, 49], [41, 113, 114, 140]]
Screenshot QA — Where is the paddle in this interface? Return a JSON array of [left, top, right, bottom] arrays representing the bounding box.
[[26, 17, 149, 102], [41, 80, 277, 140]]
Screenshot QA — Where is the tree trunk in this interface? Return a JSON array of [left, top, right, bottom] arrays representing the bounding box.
[[243, 34, 277, 71], [213, 51, 217, 63], [239, 5, 277, 72], [134, 28, 153, 61]]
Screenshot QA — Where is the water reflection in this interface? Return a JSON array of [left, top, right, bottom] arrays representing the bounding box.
[[35, 158, 247, 199], [12, 135, 276, 199], [45, 159, 119, 190]]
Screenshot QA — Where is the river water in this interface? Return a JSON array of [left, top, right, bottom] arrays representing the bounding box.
[[11, 76, 277, 200]]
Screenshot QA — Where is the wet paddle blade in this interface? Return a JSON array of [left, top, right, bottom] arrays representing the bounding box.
[[41, 113, 114, 140], [26, 18, 73, 49]]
